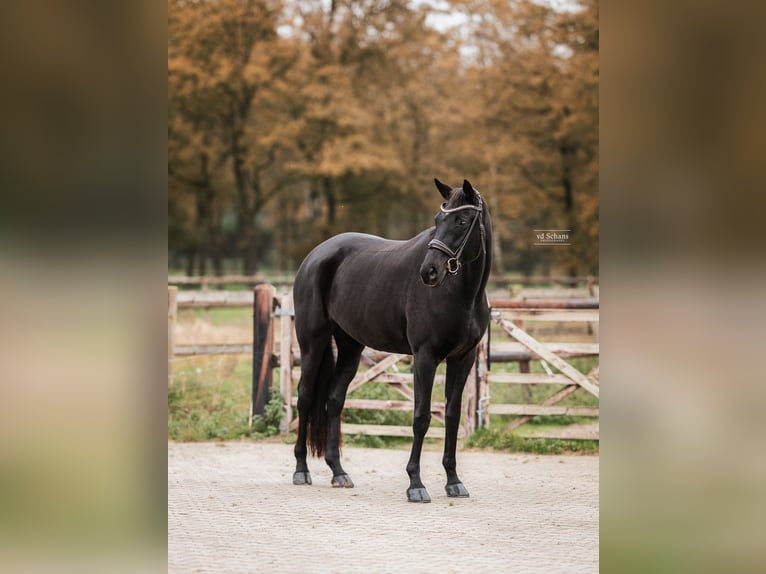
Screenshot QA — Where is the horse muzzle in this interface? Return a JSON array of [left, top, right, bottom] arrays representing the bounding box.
[[420, 259, 447, 287]]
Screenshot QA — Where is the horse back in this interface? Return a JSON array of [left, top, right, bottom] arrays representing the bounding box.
[[293, 231, 431, 353]]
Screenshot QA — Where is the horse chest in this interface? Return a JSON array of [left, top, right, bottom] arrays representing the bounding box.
[[437, 311, 484, 354]]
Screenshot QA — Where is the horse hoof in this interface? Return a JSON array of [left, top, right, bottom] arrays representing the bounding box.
[[445, 482, 470, 498], [293, 471, 312, 485], [331, 474, 354, 488], [407, 487, 431, 503]]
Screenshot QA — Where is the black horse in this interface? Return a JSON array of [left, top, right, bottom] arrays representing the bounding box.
[[292, 178, 492, 502]]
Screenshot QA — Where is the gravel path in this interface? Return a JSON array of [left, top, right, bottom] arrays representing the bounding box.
[[168, 441, 598, 573]]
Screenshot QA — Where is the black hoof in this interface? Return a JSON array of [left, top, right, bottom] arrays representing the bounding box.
[[407, 487, 431, 503], [331, 474, 354, 488], [293, 471, 312, 485], [445, 482, 470, 498]]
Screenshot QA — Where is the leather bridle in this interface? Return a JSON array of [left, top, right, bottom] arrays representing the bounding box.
[[427, 193, 485, 275]]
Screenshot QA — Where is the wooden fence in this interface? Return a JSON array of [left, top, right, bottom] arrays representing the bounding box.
[[478, 300, 599, 439], [169, 274, 301, 290], [167, 283, 599, 439], [169, 274, 597, 290]]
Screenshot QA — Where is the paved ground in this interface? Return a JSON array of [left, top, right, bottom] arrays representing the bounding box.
[[169, 441, 598, 573]]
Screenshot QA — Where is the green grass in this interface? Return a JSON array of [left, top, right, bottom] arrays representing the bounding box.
[[179, 307, 252, 326], [168, 356, 282, 440], [466, 427, 599, 455]]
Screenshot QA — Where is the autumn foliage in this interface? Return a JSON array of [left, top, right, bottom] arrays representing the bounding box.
[[168, 0, 598, 276]]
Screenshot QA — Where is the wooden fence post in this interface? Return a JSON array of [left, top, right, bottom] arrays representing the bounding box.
[[476, 332, 490, 429], [463, 358, 478, 437], [251, 284, 276, 423], [168, 286, 178, 387], [279, 292, 294, 432]]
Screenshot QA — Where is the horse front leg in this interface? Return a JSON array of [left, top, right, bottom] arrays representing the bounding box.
[[442, 349, 476, 498], [406, 351, 437, 503]]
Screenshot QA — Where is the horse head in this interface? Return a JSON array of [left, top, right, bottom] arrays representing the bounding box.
[[420, 178, 486, 287]]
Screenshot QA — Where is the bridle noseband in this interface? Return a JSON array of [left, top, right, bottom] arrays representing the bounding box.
[[427, 193, 485, 275]]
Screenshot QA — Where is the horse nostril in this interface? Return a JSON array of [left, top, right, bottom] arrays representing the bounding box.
[[428, 266, 438, 283]]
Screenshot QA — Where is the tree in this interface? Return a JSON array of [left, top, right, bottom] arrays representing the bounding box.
[[167, 0, 598, 277], [169, 0, 296, 274], [439, 0, 598, 275]]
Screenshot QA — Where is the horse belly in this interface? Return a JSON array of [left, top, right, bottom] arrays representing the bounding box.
[[327, 282, 411, 354]]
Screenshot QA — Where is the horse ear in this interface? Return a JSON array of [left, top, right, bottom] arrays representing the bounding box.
[[463, 179, 476, 203], [434, 178, 452, 200]]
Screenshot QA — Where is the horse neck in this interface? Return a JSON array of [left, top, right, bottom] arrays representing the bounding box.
[[460, 209, 492, 305]]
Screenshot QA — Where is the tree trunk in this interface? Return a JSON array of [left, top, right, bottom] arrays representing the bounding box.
[[322, 176, 336, 227], [242, 247, 258, 275], [212, 251, 224, 277], [490, 189, 504, 275], [185, 248, 196, 277], [239, 209, 259, 275], [198, 248, 208, 276], [190, 152, 217, 278], [560, 142, 576, 277]]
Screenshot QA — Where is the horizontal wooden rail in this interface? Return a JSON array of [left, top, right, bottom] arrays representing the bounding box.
[[342, 399, 443, 414], [168, 275, 293, 287], [490, 298, 599, 309], [292, 368, 448, 386], [487, 373, 574, 385], [176, 290, 254, 308], [342, 424, 464, 440], [174, 347, 596, 367], [514, 288, 594, 299], [497, 309, 599, 322], [489, 276, 597, 286], [489, 342, 599, 363], [174, 343, 251, 356], [290, 396, 446, 413], [491, 342, 599, 354], [173, 288, 599, 312], [294, 343, 597, 370], [169, 275, 597, 288], [488, 404, 599, 416], [369, 373, 446, 385], [169, 274, 266, 286]]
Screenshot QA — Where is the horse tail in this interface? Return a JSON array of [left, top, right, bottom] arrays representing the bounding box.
[[306, 340, 335, 458]]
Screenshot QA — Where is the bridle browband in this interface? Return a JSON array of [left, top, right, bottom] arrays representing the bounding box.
[[427, 192, 486, 275]]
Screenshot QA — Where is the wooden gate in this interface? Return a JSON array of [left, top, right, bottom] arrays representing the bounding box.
[[476, 299, 600, 439]]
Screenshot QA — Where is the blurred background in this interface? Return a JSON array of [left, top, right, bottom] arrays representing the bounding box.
[[1, 0, 765, 572], [168, 0, 598, 278]]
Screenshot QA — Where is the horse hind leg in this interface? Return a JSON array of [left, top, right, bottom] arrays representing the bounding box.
[[293, 333, 333, 486], [324, 330, 363, 488]]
